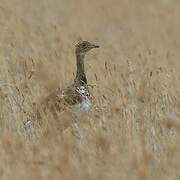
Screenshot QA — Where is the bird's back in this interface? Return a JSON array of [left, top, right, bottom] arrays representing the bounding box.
[[35, 82, 91, 119]]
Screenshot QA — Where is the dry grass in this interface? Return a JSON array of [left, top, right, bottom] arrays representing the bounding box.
[[0, 0, 180, 179]]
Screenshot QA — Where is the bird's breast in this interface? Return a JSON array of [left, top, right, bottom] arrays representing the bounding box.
[[73, 85, 92, 112], [76, 85, 90, 97], [73, 98, 92, 112]]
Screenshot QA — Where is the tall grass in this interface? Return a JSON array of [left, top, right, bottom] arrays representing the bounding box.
[[0, 0, 180, 179]]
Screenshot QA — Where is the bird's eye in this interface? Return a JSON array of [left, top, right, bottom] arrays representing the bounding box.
[[82, 43, 86, 48]]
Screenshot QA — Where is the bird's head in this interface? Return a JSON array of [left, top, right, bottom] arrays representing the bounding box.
[[75, 41, 99, 55]]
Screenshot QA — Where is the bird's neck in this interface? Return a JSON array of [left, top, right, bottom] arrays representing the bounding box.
[[75, 52, 87, 85]]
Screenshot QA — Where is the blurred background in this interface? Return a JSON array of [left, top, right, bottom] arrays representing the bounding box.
[[0, 0, 180, 179]]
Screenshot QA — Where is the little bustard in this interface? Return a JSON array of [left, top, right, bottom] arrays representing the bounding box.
[[36, 41, 99, 118]]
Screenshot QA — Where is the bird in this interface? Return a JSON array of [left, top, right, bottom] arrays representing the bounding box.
[[35, 41, 100, 119]]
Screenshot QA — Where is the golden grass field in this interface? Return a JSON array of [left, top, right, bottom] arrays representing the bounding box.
[[0, 0, 180, 179]]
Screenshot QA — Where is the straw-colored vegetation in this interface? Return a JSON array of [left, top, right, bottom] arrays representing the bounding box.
[[0, 0, 180, 179]]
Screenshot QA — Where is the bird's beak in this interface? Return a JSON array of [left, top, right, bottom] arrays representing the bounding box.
[[89, 44, 100, 48]]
